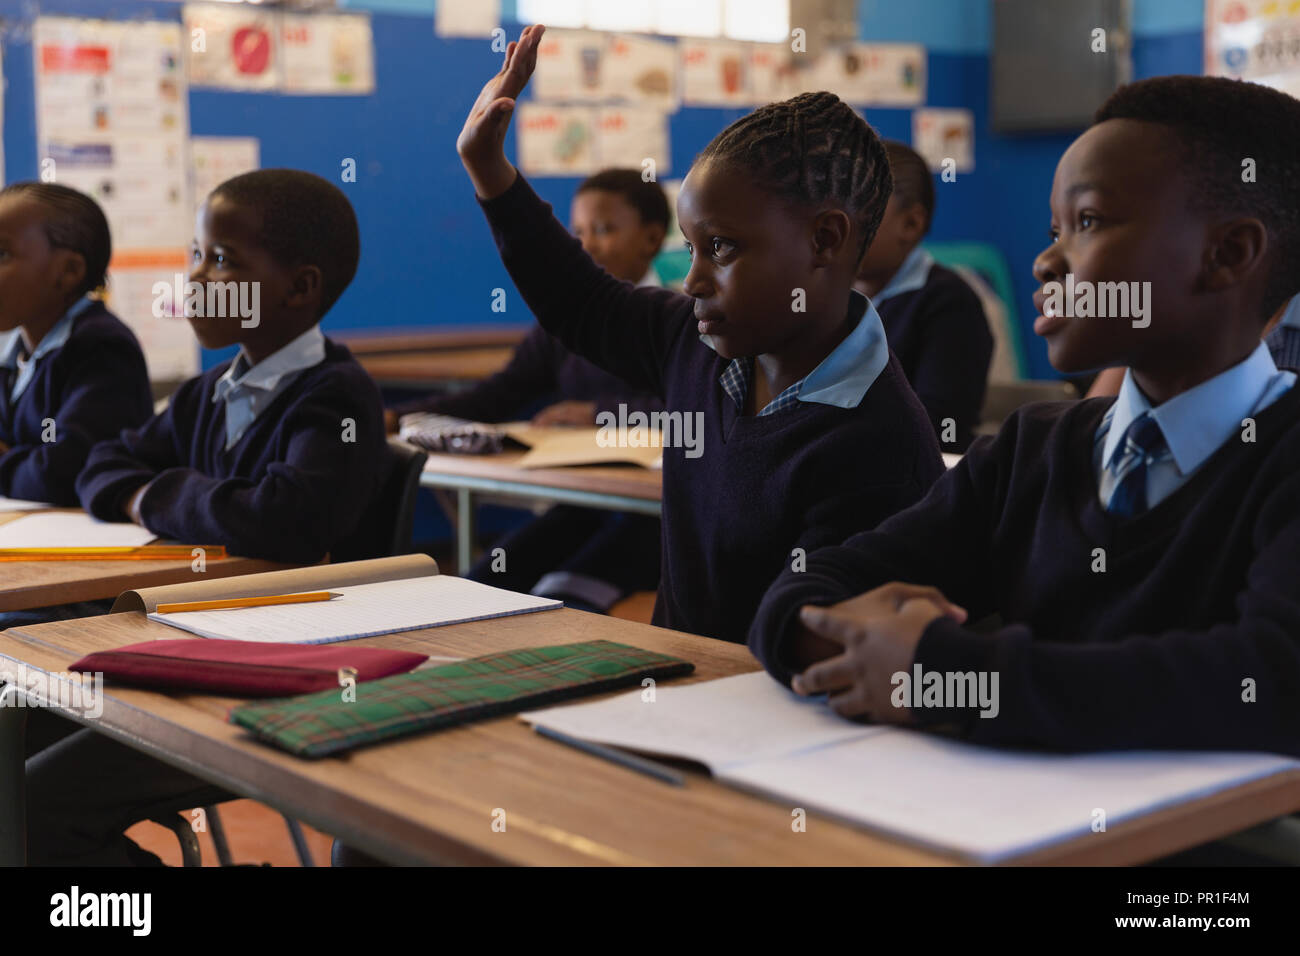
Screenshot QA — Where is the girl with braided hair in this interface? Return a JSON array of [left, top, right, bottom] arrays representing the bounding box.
[[455, 24, 944, 646]]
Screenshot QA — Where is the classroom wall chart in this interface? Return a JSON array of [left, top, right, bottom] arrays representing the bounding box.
[[1205, 0, 1300, 98], [913, 107, 975, 174], [190, 136, 260, 213], [34, 16, 197, 380], [184, 3, 375, 95], [436, 0, 502, 38]]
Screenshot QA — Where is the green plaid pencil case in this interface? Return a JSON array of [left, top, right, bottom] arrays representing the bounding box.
[[228, 639, 693, 757]]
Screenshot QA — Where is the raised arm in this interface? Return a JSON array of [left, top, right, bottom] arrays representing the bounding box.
[[456, 24, 690, 397]]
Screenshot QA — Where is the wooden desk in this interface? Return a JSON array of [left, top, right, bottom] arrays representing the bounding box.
[[357, 347, 515, 387], [3, 608, 1297, 866], [0, 510, 287, 613], [335, 326, 530, 355], [420, 451, 662, 573]]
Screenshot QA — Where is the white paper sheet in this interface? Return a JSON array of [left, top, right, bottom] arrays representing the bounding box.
[[149, 575, 562, 644], [0, 497, 53, 512], [523, 671, 1300, 862], [0, 512, 157, 548]]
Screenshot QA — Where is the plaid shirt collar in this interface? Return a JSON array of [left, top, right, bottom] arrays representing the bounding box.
[[719, 358, 806, 416], [717, 290, 887, 416]]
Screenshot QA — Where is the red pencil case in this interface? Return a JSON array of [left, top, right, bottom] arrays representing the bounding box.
[[69, 639, 429, 697]]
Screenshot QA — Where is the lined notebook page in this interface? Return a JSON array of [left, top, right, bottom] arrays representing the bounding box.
[[0, 512, 157, 548], [525, 672, 1300, 862], [0, 497, 51, 513], [148, 575, 562, 643]]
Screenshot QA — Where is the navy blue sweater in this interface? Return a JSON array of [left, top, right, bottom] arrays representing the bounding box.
[[480, 173, 945, 645], [393, 323, 665, 423], [77, 338, 385, 565], [749, 389, 1300, 756], [875, 262, 992, 451], [0, 303, 152, 505]]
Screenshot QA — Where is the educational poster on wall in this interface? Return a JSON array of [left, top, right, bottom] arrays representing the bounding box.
[[282, 13, 375, 95], [594, 106, 671, 173], [1205, 0, 1300, 98], [516, 103, 597, 176], [191, 136, 260, 210], [748, 42, 796, 105], [533, 29, 615, 102], [814, 43, 926, 106], [913, 108, 974, 174], [435, 0, 501, 38], [680, 38, 751, 106], [184, 2, 280, 92], [34, 16, 197, 380], [605, 34, 678, 108]]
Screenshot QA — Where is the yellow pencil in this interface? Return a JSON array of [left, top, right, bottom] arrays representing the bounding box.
[[155, 591, 341, 614], [0, 545, 228, 561]]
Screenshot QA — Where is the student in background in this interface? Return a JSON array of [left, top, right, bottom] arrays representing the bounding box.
[[457, 26, 943, 646], [750, 76, 1300, 758], [387, 168, 668, 612], [1087, 292, 1300, 398], [854, 141, 992, 451], [1266, 294, 1300, 370], [25, 169, 387, 866], [78, 170, 385, 565], [0, 183, 152, 504]]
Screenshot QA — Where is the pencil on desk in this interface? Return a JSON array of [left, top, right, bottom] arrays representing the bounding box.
[[534, 725, 685, 787], [0, 545, 228, 561], [155, 591, 342, 614]]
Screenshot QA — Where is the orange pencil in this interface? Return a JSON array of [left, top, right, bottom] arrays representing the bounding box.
[[155, 591, 341, 614]]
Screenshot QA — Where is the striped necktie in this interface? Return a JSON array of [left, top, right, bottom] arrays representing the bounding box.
[[1106, 412, 1169, 517]]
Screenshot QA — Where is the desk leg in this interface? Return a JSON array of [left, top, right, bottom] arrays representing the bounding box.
[[457, 487, 475, 576], [0, 685, 28, 866]]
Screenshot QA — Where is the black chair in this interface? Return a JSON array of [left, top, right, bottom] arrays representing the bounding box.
[[178, 438, 428, 867]]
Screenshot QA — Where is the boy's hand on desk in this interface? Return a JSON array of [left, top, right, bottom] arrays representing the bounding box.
[[532, 400, 596, 427], [791, 583, 967, 723], [457, 23, 545, 200]]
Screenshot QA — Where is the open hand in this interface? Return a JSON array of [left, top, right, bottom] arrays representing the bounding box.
[[456, 23, 545, 199]]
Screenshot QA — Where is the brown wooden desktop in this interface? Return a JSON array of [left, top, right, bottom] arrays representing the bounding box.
[[3, 603, 1298, 866], [0, 510, 287, 613]]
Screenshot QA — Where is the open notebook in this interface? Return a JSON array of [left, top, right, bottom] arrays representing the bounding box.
[[0, 511, 157, 547], [121, 553, 561, 645], [521, 671, 1300, 863]]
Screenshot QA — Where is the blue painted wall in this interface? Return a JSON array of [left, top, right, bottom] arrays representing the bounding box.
[[1, 0, 1206, 378]]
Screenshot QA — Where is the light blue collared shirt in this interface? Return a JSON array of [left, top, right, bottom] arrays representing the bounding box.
[[716, 289, 890, 415], [873, 246, 934, 304], [0, 295, 97, 402], [1094, 342, 1295, 510], [213, 325, 326, 450]]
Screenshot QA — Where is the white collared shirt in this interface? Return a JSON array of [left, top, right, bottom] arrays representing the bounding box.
[[0, 296, 96, 402], [873, 246, 935, 305], [213, 325, 327, 450]]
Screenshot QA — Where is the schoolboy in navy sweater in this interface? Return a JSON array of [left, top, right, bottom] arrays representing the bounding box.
[[855, 142, 992, 451], [750, 76, 1300, 757], [27, 170, 385, 867], [457, 26, 943, 645], [0, 183, 151, 504], [77, 170, 383, 564]]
